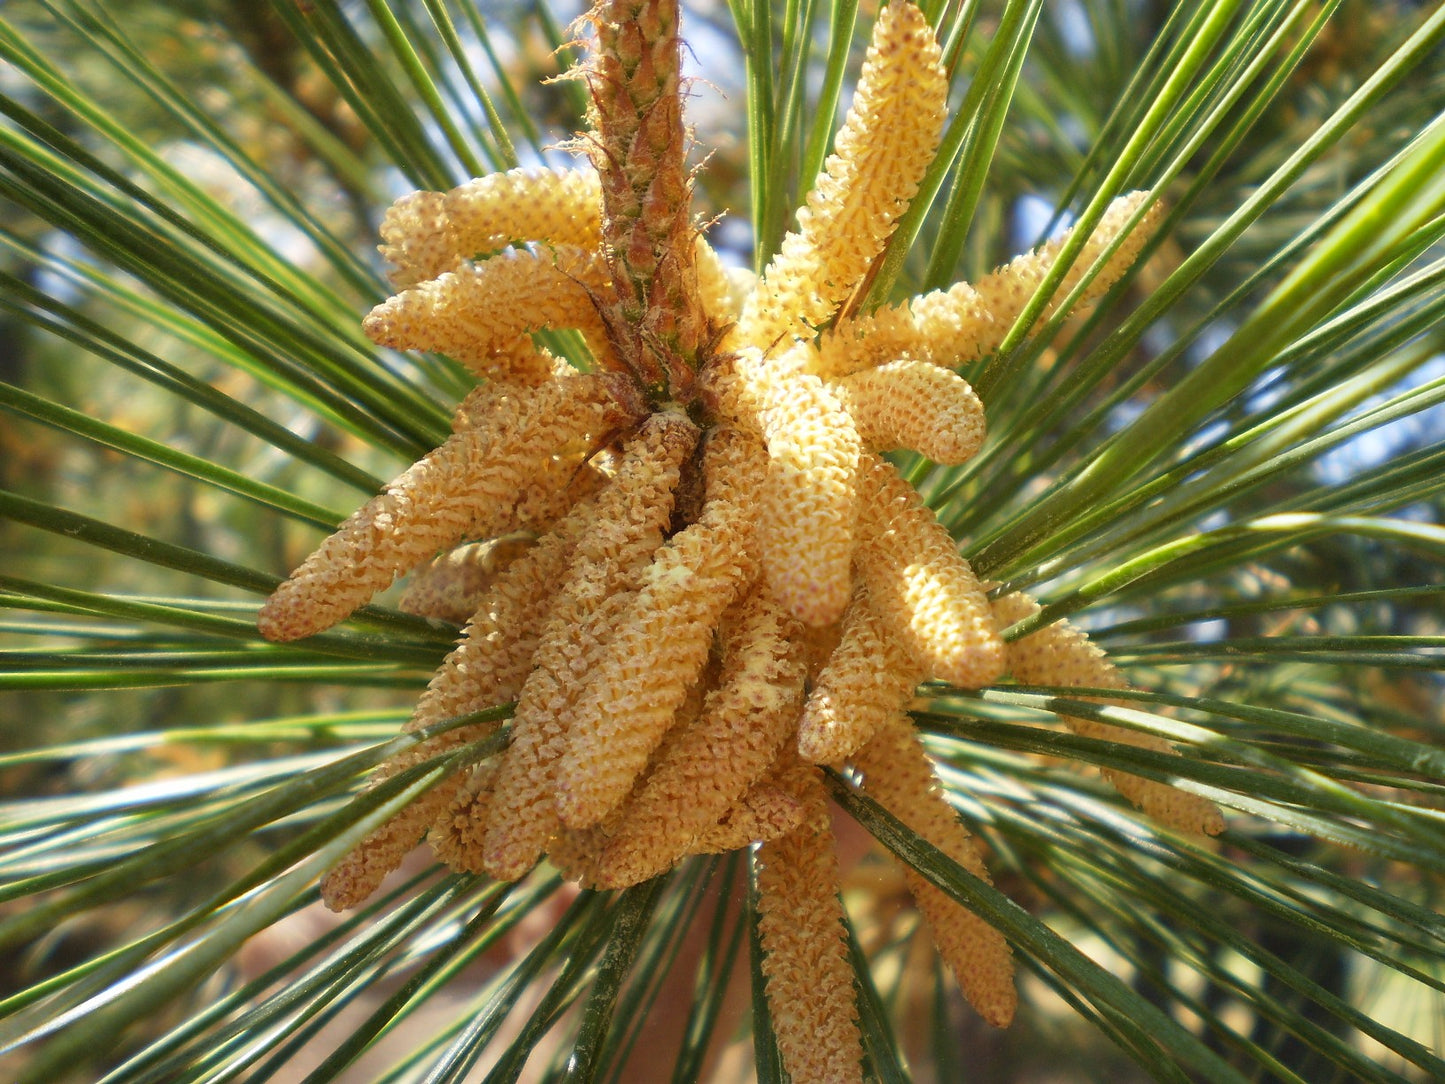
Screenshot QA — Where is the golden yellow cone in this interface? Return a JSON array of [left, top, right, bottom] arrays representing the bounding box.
[[318, 515, 586, 910], [992, 589, 1225, 836], [818, 191, 1162, 375], [363, 246, 619, 377], [398, 536, 536, 624], [380, 168, 603, 288], [553, 424, 764, 828], [427, 761, 501, 874], [481, 412, 697, 879], [854, 453, 1005, 687], [852, 714, 1017, 1027], [834, 360, 986, 465], [690, 779, 807, 853], [738, 0, 947, 347], [756, 768, 865, 1084], [257, 375, 627, 643], [710, 346, 860, 626], [797, 584, 924, 763], [593, 585, 805, 886]]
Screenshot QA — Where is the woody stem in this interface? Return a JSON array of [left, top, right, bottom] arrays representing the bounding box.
[[586, 0, 706, 404]]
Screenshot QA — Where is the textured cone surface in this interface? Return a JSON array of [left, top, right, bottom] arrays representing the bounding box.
[[854, 453, 1005, 686], [481, 413, 697, 878], [853, 715, 1017, 1027], [258, 376, 623, 642], [755, 771, 865, 1084], [797, 585, 922, 763], [993, 590, 1224, 836]]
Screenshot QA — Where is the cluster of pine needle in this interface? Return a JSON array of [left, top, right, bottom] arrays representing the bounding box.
[[257, 2, 1221, 1079]]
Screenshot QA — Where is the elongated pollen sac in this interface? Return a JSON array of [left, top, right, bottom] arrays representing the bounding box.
[[259, 3, 1222, 1079]]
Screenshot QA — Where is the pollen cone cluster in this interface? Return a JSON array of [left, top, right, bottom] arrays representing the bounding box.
[[257, 3, 1221, 1080]]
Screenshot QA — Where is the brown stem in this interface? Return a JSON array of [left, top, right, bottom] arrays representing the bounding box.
[[585, 0, 707, 403]]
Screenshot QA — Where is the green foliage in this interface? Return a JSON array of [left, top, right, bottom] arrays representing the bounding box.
[[1, 0, 1443, 1080]]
